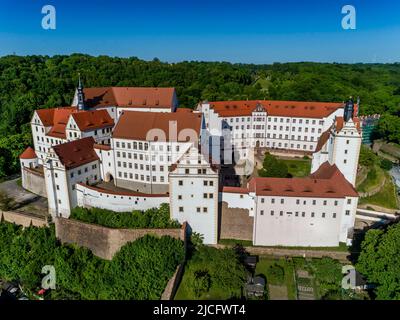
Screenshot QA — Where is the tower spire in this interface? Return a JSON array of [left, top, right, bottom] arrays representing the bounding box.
[[77, 73, 86, 111], [343, 96, 354, 122]]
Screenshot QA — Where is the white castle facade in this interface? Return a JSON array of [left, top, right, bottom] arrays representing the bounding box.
[[19, 80, 362, 247]]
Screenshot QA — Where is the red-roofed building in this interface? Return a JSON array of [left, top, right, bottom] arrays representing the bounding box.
[[44, 137, 101, 218], [311, 115, 362, 186], [198, 99, 353, 160], [71, 87, 178, 120], [31, 107, 115, 165], [222, 162, 359, 247]]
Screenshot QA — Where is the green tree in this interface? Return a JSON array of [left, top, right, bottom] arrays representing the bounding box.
[[190, 270, 211, 298], [356, 223, 400, 300], [258, 153, 288, 178]]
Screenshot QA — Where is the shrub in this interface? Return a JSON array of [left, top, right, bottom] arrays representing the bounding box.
[[267, 264, 285, 285], [380, 159, 393, 171], [190, 270, 211, 298]]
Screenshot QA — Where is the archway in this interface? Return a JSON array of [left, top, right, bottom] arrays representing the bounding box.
[[105, 172, 114, 183]]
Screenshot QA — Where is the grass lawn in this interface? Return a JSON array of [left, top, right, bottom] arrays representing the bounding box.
[[357, 165, 385, 193], [281, 158, 311, 177], [175, 270, 235, 300], [255, 256, 297, 300], [359, 173, 399, 209]]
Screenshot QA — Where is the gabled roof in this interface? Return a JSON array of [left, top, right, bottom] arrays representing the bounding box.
[[19, 147, 37, 159], [53, 137, 99, 170], [71, 110, 114, 132], [35, 107, 114, 139], [112, 111, 202, 142], [208, 100, 349, 118], [46, 108, 78, 139], [247, 162, 358, 198], [35, 107, 76, 128], [314, 116, 361, 153], [82, 87, 176, 109]]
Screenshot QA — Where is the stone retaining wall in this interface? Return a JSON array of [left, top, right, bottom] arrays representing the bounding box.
[[0, 210, 48, 228], [55, 217, 186, 260], [220, 202, 253, 241]]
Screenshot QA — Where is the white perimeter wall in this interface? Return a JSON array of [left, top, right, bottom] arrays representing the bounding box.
[[76, 184, 169, 212]]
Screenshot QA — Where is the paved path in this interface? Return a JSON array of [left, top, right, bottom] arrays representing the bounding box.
[[212, 244, 350, 263], [0, 178, 48, 217], [0, 178, 36, 203]]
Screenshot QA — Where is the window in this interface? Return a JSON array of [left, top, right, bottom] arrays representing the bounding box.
[[302, 212, 305, 217], [203, 207, 208, 213], [296, 199, 300, 205], [260, 210, 264, 216], [312, 200, 316, 205], [271, 198, 275, 204], [322, 212, 326, 218], [209, 193, 213, 199], [270, 210, 274, 216], [280, 211, 283, 216], [185, 169, 190, 174], [261, 198, 265, 203], [179, 207, 184, 212], [333, 213, 337, 218], [323, 200, 327, 205], [58, 199, 61, 204], [280, 199, 284, 204], [178, 195, 182, 200], [203, 180, 208, 186], [56, 185, 60, 190], [70, 172, 74, 178], [196, 207, 201, 213], [311, 212, 315, 217], [334, 200, 338, 206], [347, 199, 351, 204], [345, 210, 350, 216], [209, 181, 214, 186], [295, 212, 299, 217], [55, 173, 58, 178], [203, 193, 208, 199]]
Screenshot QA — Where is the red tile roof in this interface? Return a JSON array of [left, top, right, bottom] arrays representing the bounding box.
[[222, 186, 249, 194], [36, 107, 114, 139], [112, 111, 202, 142], [77, 183, 169, 198], [71, 110, 114, 132], [93, 143, 111, 151], [209, 100, 350, 118], [246, 162, 357, 198], [314, 128, 332, 152], [53, 137, 99, 170], [20, 147, 37, 159], [36, 107, 76, 127], [315, 116, 361, 152], [82, 87, 176, 109]]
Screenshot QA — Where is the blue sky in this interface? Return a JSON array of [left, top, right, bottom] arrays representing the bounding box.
[[0, 0, 400, 63]]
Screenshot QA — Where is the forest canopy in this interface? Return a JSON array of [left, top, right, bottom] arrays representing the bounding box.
[[1, 54, 400, 178]]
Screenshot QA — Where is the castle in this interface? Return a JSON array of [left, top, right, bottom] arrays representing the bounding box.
[[20, 79, 362, 247]]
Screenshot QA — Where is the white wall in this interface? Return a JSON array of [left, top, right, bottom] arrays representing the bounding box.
[[169, 148, 219, 244], [222, 191, 255, 217], [253, 196, 347, 247]]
